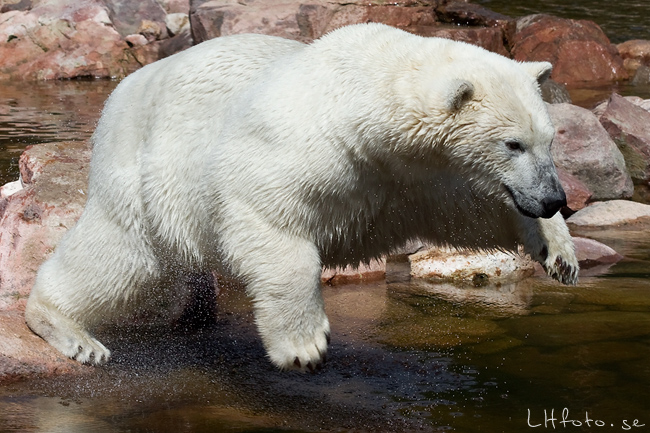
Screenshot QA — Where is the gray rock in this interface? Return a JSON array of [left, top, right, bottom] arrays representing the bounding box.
[[599, 93, 650, 184], [548, 103, 634, 200]]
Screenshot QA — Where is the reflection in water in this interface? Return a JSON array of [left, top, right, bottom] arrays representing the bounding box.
[[0, 80, 116, 185]]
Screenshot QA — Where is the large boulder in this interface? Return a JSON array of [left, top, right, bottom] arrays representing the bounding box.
[[598, 94, 650, 185], [413, 26, 509, 56], [511, 14, 628, 85], [547, 103, 633, 201]]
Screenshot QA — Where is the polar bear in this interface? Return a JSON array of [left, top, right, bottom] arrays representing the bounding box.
[[26, 23, 578, 372]]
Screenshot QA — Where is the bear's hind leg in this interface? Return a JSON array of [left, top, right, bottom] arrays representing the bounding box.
[[25, 207, 160, 365], [25, 287, 111, 365]]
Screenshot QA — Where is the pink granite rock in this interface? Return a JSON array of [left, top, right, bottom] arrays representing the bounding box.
[[557, 168, 592, 213], [599, 93, 650, 184], [511, 14, 628, 85], [0, 1, 137, 80], [0, 0, 192, 80], [548, 103, 633, 200], [190, 0, 442, 44], [0, 142, 89, 311], [0, 310, 89, 383], [567, 200, 650, 228], [573, 237, 623, 267], [412, 25, 509, 56]]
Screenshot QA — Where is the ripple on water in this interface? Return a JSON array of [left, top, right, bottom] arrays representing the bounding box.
[[0, 80, 116, 185]]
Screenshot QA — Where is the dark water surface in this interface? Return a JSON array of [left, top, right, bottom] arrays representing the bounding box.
[[0, 80, 116, 185], [478, 0, 650, 43]]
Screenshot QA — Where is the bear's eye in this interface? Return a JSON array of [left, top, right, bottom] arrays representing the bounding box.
[[505, 140, 524, 153]]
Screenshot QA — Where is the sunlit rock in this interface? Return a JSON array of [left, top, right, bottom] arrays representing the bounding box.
[[567, 200, 650, 228], [0, 142, 89, 311], [190, 0, 441, 44], [572, 236, 623, 275], [593, 95, 650, 117], [0, 0, 192, 80], [0, 310, 88, 383], [165, 12, 190, 37], [511, 14, 628, 85], [409, 246, 536, 284], [0, 180, 23, 199]]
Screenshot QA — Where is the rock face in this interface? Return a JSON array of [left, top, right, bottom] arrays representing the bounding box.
[[190, 0, 441, 44], [0, 142, 90, 311], [598, 94, 650, 185], [511, 14, 628, 85], [547, 103, 633, 201], [189, 0, 513, 55], [0, 0, 192, 80], [0, 1, 135, 80], [567, 200, 650, 228]]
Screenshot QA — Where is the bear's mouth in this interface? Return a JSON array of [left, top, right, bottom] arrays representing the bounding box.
[[504, 185, 540, 219]]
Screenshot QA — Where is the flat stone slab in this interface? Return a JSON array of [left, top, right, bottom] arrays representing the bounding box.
[[567, 200, 650, 228]]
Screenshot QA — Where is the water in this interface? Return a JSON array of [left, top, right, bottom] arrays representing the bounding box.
[[1, 227, 649, 432], [0, 80, 116, 185], [477, 0, 650, 43]]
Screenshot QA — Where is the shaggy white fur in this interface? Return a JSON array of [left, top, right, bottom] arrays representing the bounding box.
[[26, 24, 578, 371]]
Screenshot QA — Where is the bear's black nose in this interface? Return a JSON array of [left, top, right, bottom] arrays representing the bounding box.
[[540, 190, 567, 219]]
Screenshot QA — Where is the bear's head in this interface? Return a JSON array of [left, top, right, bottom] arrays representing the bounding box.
[[394, 49, 565, 219]]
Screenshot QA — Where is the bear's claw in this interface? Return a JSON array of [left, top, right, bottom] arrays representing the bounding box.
[[545, 255, 579, 286]]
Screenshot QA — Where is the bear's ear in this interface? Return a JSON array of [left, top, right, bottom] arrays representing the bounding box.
[[445, 79, 475, 111], [521, 61, 553, 86]]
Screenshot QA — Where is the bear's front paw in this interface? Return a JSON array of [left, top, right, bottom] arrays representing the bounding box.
[[543, 253, 579, 286], [265, 318, 330, 373]]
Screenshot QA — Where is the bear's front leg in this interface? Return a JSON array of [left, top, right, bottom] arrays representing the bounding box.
[[228, 228, 330, 372], [519, 212, 579, 285]]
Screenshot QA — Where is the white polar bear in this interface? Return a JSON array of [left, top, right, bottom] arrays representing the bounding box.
[[25, 23, 578, 372]]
